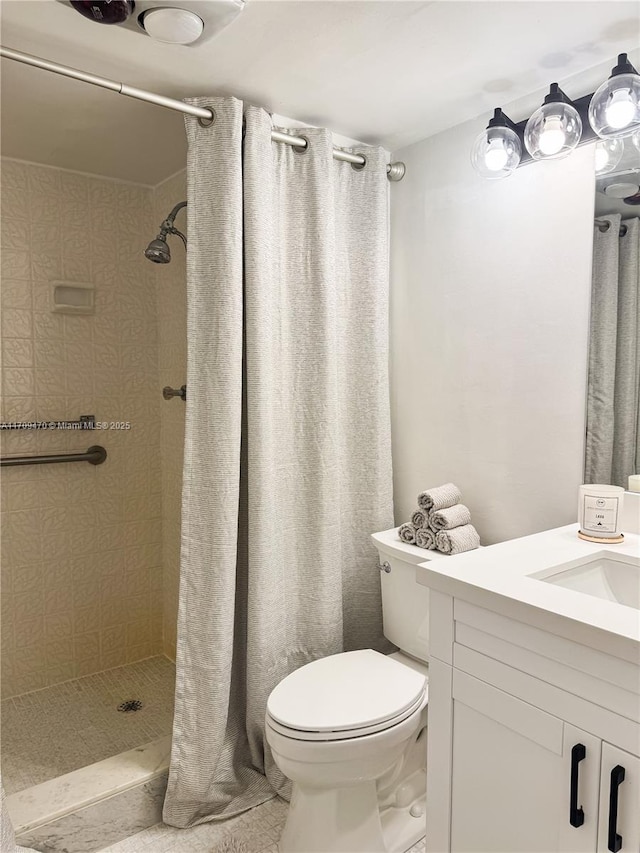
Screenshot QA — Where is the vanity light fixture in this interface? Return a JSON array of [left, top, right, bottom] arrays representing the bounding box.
[[473, 50, 637, 179], [589, 53, 640, 139], [594, 138, 624, 174], [524, 84, 582, 160], [470, 108, 522, 179]]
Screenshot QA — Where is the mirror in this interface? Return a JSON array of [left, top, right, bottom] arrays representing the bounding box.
[[585, 136, 640, 488]]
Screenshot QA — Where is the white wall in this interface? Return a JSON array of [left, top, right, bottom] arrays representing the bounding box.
[[390, 119, 595, 544]]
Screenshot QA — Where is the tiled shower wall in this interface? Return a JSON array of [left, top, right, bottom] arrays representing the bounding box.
[[152, 170, 187, 659], [0, 159, 165, 698]]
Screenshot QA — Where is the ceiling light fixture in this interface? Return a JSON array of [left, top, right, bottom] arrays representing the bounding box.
[[594, 138, 624, 175], [524, 84, 582, 160], [589, 53, 640, 139], [140, 7, 204, 44], [470, 108, 522, 179]]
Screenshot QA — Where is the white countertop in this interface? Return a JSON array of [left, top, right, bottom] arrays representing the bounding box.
[[416, 524, 640, 656]]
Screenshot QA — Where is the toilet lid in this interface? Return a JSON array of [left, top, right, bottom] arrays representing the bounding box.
[[266, 649, 426, 735]]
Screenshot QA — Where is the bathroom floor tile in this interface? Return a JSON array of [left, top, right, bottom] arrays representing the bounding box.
[[1, 656, 175, 793], [99, 795, 426, 853]]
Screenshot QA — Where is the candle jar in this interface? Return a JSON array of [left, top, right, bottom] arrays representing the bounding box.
[[578, 484, 625, 540]]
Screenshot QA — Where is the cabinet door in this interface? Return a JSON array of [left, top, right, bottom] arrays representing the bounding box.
[[597, 744, 640, 853], [450, 671, 600, 853]]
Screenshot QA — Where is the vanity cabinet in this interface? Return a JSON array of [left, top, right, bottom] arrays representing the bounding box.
[[449, 671, 602, 853], [425, 592, 640, 853], [596, 745, 640, 853]]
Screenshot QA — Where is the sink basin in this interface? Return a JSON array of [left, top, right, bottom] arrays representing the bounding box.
[[530, 551, 640, 610]]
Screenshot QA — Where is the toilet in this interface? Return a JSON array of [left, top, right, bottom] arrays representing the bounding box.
[[265, 527, 434, 853]]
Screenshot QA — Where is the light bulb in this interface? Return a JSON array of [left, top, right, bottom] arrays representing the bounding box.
[[484, 139, 509, 171], [605, 88, 636, 129], [471, 121, 521, 179], [594, 138, 624, 174], [539, 116, 566, 155], [524, 100, 582, 160], [589, 56, 640, 139]]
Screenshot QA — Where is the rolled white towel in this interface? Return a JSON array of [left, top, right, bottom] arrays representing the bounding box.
[[398, 523, 416, 544], [417, 483, 462, 513], [411, 509, 428, 529], [435, 524, 480, 555], [429, 504, 472, 532], [415, 527, 436, 550]]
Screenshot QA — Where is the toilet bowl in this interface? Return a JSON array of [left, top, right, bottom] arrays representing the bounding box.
[[265, 528, 435, 853], [266, 649, 427, 853]]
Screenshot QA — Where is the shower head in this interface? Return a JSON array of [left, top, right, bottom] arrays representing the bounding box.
[[145, 200, 187, 264], [145, 235, 172, 264]]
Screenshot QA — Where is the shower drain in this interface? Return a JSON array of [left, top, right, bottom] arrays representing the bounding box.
[[117, 699, 143, 713]]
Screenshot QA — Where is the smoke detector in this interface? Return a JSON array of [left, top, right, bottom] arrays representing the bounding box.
[[59, 0, 244, 46]]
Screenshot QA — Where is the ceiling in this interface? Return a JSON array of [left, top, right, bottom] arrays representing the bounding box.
[[1, 0, 639, 185]]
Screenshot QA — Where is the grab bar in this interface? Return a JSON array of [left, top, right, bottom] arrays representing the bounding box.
[[0, 445, 107, 468]]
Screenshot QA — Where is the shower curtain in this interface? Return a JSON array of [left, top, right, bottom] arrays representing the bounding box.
[[163, 97, 394, 827], [585, 215, 640, 486]]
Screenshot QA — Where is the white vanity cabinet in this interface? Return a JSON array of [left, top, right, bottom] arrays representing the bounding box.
[[597, 745, 640, 853], [424, 591, 640, 853]]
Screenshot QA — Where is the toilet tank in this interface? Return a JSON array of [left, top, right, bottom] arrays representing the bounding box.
[[371, 527, 446, 662]]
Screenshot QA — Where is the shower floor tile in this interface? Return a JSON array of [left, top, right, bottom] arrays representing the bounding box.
[[1, 656, 175, 794]]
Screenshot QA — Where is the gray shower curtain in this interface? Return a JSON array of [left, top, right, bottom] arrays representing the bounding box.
[[163, 97, 393, 827], [585, 215, 640, 486]]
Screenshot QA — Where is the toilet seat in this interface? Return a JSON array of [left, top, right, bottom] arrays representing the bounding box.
[[266, 649, 427, 742]]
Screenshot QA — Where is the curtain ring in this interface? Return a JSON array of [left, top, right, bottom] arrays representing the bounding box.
[[351, 154, 367, 172], [197, 107, 216, 128], [292, 135, 310, 154]]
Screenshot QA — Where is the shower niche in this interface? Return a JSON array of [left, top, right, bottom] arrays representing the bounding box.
[[51, 280, 95, 314]]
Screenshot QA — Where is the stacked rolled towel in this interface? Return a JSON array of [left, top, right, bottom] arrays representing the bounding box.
[[429, 504, 471, 531], [398, 482, 480, 554], [410, 509, 428, 529], [435, 524, 481, 555], [415, 527, 436, 550], [417, 482, 462, 512], [398, 523, 416, 544]]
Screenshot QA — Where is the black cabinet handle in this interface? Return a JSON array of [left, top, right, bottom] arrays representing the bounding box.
[[607, 764, 626, 852], [569, 743, 586, 827]]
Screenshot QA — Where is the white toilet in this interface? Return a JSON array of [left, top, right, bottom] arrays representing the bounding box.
[[265, 527, 433, 853]]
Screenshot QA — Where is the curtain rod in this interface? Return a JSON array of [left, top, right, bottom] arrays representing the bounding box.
[[0, 45, 406, 182], [594, 218, 628, 236]]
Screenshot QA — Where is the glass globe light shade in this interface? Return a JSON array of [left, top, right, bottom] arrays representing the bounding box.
[[471, 125, 521, 179], [633, 129, 640, 153], [524, 102, 582, 160], [594, 138, 624, 174], [589, 73, 640, 138]]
